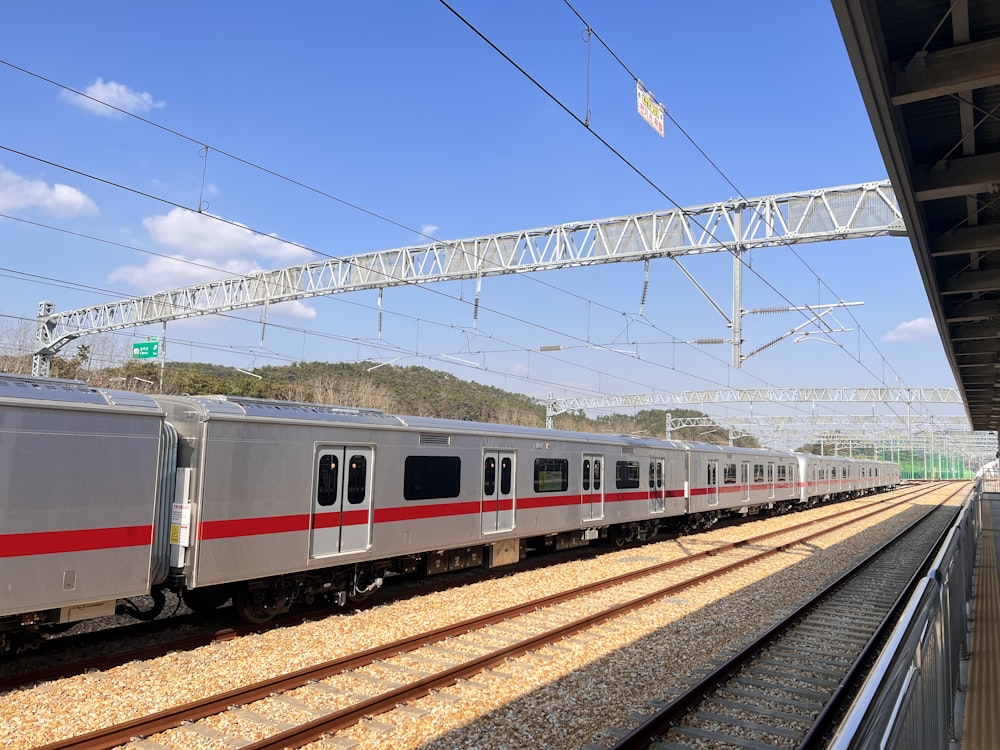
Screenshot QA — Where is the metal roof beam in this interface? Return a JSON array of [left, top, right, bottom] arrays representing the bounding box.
[[912, 151, 1000, 202], [891, 36, 1000, 106], [941, 266, 1000, 295], [944, 298, 1000, 323], [931, 224, 1000, 257]]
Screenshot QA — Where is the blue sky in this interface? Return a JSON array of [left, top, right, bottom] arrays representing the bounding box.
[[0, 2, 958, 425]]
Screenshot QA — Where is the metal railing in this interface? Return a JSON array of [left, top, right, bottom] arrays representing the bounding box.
[[828, 482, 980, 748], [980, 466, 1000, 496]]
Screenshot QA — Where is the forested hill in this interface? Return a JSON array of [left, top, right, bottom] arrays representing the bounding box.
[[46, 357, 757, 447]]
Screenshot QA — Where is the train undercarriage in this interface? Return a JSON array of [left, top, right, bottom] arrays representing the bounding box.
[[1, 485, 895, 655]]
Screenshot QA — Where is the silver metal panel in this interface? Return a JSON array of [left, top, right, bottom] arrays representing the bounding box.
[[0, 383, 163, 616], [0, 374, 109, 405], [149, 420, 177, 585]]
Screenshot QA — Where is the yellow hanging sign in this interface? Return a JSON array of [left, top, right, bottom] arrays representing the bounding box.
[[636, 81, 664, 137]]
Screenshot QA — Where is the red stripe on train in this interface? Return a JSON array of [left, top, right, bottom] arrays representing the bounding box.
[[374, 501, 482, 522], [0, 526, 152, 557], [199, 514, 309, 540]]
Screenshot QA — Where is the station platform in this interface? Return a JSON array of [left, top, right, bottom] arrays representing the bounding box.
[[962, 497, 1000, 749]]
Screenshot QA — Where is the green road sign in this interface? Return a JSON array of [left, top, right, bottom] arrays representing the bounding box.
[[132, 340, 160, 359]]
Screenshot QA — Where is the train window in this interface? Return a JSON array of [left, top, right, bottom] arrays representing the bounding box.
[[657, 462, 663, 489], [535, 458, 569, 493], [707, 464, 717, 485], [583, 459, 591, 491], [753, 464, 764, 482], [593, 460, 602, 490], [317, 454, 339, 507], [404, 456, 461, 500], [777, 464, 787, 481], [483, 456, 496, 496], [347, 455, 367, 504], [723, 463, 736, 485], [616, 460, 641, 490], [500, 457, 512, 495], [767, 464, 774, 482], [649, 462, 655, 489]]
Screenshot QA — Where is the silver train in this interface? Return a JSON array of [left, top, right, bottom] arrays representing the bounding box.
[[0, 374, 900, 654]]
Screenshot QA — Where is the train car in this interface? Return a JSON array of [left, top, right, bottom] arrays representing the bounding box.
[[684, 444, 801, 527], [0, 375, 174, 654], [0, 374, 903, 650], [795, 454, 898, 505], [155, 394, 706, 622]]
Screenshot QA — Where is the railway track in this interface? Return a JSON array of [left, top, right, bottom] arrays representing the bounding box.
[[0, 530, 658, 692], [28, 484, 955, 750], [2, 485, 938, 694], [603, 482, 968, 749]]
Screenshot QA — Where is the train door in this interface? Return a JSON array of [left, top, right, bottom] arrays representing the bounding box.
[[706, 459, 719, 506], [581, 453, 605, 521], [649, 457, 666, 514], [482, 450, 516, 534], [740, 461, 751, 503], [311, 446, 374, 557]]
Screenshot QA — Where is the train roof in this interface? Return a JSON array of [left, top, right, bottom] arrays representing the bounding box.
[[158, 394, 407, 426], [399, 413, 693, 449], [155, 393, 773, 452], [0, 373, 161, 411]]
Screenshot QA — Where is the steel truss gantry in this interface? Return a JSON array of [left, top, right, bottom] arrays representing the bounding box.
[[32, 181, 903, 376], [665, 415, 988, 450], [548, 387, 963, 415], [664, 414, 972, 432], [544, 386, 995, 471]]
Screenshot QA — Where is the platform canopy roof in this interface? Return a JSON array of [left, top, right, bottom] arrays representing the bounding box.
[[833, 0, 1000, 431]]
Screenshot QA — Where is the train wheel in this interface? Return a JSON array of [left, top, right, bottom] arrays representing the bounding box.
[[234, 586, 275, 624]]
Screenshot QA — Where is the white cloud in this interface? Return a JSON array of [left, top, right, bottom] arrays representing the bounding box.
[[108, 208, 318, 320], [882, 316, 936, 342], [60, 78, 165, 117], [420, 224, 439, 242], [108, 253, 258, 290], [0, 165, 98, 217], [270, 300, 317, 320], [142, 209, 313, 262]]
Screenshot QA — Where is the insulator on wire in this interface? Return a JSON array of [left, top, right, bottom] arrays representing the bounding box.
[[378, 288, 383, 340], [473, 275, 482, 329], [639, 259, 649, 315]]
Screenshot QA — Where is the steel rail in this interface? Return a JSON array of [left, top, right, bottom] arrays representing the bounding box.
[[606, 482, 968, 749], [34, 484, 936, 750]]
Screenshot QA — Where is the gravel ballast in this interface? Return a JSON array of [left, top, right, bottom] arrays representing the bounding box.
[[0, 490, 957, 749]]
